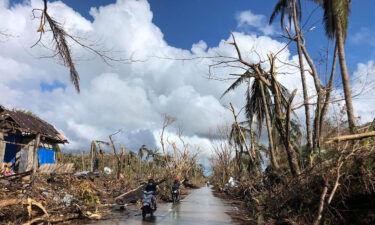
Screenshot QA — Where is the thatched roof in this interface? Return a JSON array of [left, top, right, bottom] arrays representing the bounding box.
[[0, 105, 67, 143]]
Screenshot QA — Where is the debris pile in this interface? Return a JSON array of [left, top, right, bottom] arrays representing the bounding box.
[[0, 173, 138, 224], [212, 141, 375, 225]]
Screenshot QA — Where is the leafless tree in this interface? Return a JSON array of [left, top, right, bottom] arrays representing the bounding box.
[[108, 130, 126, 179]]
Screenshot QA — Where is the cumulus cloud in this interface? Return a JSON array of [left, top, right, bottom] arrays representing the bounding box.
[[0, 0, 373, 158], [0, 0, 235, 154], [236, 10, 275, 35], [351, 60, 375, 123]]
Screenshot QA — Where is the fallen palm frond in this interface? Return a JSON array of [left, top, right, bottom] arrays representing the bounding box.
[[31, 0, 136, 93], [32, 0, 80, 92]]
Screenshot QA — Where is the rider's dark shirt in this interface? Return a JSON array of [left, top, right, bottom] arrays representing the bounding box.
[[145, 183, 157, 192], [144, 179, 165, 193], [172, 182, 181, 190]]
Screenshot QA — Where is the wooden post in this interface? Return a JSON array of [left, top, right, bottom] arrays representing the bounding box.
[[32, 133, 41, 174], [81, 150, 85, 171], [26, 143, 34, 171], [90, 141, 95, 172], [0, 133, 5, 170]]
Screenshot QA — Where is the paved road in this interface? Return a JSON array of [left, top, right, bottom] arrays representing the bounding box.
[[86, 186, 239, 225]]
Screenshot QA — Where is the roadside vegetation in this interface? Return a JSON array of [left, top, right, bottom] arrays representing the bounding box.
[[209, 0, 375, 224]]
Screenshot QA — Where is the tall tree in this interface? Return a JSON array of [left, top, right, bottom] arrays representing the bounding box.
[[222, 73, 280, 169], [317, 0, 356, 133], [270, 0, 313, 149]]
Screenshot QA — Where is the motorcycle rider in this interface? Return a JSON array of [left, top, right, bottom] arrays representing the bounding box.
[[144, 178, 165, 209], [171, 177, 183, 200]]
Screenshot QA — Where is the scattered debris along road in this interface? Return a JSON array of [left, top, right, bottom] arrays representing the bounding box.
[[0, 174, 137, 224]]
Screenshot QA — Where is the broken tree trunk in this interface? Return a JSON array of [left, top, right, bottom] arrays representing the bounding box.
[[90, 141, 97, 172], [115, 184, 144, 204], [325, 131, 375, 144]]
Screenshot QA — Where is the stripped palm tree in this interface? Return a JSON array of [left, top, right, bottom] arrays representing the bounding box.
[[222, 70, 288, 169], [313, 0, 356, 133], [138, 145, 148, 161], [269, 0, 313, 150], [137, 145, 148, 177], [229, 122, 248, 175], [150, 149, 164, 167]]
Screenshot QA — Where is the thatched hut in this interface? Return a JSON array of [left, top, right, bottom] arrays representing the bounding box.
[[0, 105, 68, 173]]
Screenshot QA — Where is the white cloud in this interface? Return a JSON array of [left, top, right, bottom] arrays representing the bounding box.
[[351, 60, 375, 123], [236, 10, 275, 35], [0, 0, 236, 152], [0, 0, 373, 157]]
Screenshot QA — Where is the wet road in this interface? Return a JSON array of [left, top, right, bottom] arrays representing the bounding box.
[[87, 186, 239, 225]]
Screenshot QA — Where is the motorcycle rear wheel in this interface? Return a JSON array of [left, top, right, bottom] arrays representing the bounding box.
[[142, 210, 146, 219]]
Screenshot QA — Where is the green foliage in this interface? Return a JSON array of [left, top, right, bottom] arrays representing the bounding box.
[[82, 189, 100, 206]]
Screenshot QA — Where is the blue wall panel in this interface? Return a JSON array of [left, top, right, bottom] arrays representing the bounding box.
[[38, 148, 55, 165]]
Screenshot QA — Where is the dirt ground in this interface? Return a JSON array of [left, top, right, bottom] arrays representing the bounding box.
[[212, 189, 256, 225]]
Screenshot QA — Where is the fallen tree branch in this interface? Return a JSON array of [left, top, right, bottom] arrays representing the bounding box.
[[0, 198, 49, 224], [0, 170, 32, 180], [115, 184, 144, 200], [48, 213, 80, 223], [325, 131, 375, 144], [22, 215, 48, 225], [313, 178, 328, 225], [0, 198, 48, 215]]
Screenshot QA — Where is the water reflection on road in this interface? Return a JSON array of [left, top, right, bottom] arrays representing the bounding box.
[[86, 186, 239, 225]]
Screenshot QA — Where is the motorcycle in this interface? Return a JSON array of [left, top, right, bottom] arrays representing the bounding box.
[[141, 191, 156, 219], [171, 188, 180, 203]]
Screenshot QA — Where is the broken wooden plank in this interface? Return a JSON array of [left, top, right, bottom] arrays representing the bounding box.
[[39, 163, 75, 174], [0, 133, 5, 169]]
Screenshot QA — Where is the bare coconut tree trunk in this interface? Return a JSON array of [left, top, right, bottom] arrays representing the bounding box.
[[259, 81, 279, 169], [292, 0, 312, 150], [335, 16, 356, 134], [300, 42, 324, 151], [228, 103, 258, 173], [285, 90, 301, 176], [319, 45, 338, 146]]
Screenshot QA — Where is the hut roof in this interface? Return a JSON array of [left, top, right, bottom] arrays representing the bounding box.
[[0, 105, 68, 143]]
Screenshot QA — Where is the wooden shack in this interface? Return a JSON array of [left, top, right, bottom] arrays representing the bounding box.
[[0, 105, 68, 173]]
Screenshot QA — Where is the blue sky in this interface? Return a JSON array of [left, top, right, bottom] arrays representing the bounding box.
[[10, 0, 374, 73]]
